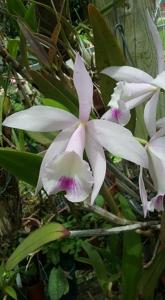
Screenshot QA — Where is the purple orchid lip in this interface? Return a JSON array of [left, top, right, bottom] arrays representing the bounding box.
[[58, 176, 76, 191], [155, 194, 164, 211], [111, 108, 122, 122]]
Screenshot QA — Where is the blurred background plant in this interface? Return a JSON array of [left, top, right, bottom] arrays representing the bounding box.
[[0, 0, 164, 300]]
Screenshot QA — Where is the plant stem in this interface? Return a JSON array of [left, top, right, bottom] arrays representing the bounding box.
[[85, 203, 131, 225], [70, 222, 160, 238]]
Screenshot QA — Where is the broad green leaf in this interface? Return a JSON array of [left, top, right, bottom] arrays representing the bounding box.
[[7, 0, 26, 18], [139, 248, 165, 300], [118, 194, 142, 300], [0, 148, 42, 186], [48, 267, 69, 300], [88, 4, 125, 104], [41, 98, 69, 111], [18, 20, 50, 68], [81, 241, 109, 292], [4, 286, 17, 300], [29, 71, 78, 115], [6, 223, 69, 271]]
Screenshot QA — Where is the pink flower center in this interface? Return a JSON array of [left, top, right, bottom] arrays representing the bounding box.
[[111, 108, 122, 122], [58, 176, 76, 191]]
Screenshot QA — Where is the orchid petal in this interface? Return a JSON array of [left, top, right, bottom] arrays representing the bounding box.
[[146, 11, 164, 73], [36, 125, 77, 193], [73, 53, 93, 121], [101, 104, 131, 126], [144, 91, 160, 137], [3, 106, 78, 132], [87, 119, 148, 168], [66, 123, 85, 158], [152, 71, 165, 90], [101, 66, 153, 83], [151, 127, 165, 140], [148, 136, 165, 161], [148, 136, 165, 194], [85, 132, 106, 204], [126, 91, 156, 110], [148, 194, 164, 212], [139, 167, 148, 217], [156, 117, 165, 128], [109, 81, 156, 107], [42, 151, 93, 202]]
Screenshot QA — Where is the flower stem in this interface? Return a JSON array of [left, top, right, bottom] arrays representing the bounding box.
[[70, 222, 160, 238]]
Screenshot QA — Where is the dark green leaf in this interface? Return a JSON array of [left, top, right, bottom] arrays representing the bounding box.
[[0, 262, 5, 286], [0, 148, 42, 186], [48, 267, 69, 300], [7, 0, 26, 18], [25, 3, 37, 31]]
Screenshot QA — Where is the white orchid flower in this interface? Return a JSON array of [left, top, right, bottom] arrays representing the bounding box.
[[139, 133, 165, 216], [3, 53, 148, 204], [139, 94, 165, 216], [101, 11, 165, 136]]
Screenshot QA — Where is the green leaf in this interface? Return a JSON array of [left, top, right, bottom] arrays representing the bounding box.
[[81, 241, 109, 292], [0, 148, 42, 186], [139, 248, 165, 300], [30, 71, 78, 115], [41, 98, 69, 111], [88, 4, 125, 104], [4, 286, 17, 300], [48, 267, 69, 300], [25, 3, 37, 31], [7, 39, 20, 59], [26, 131, 56, 146], [95, 195, 105, 207], [118, 194, 142, 300], [6, 223, 69, 271], [12, 129, 25, 152], [7, 0, 26, 18], [0, 262, 5, 286]]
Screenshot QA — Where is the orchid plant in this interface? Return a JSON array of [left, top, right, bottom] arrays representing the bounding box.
[[3, 53, 147, 205], [1, 3, 165, 300], [3, 12, 165, 218]]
